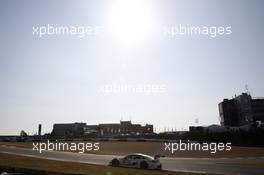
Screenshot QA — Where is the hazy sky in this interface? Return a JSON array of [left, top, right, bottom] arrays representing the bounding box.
[[0, 0, 264, 135]]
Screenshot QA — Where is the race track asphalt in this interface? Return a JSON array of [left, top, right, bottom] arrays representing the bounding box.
[[1, 145, 264, 175]]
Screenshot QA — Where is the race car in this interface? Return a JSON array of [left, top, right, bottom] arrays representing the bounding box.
[[109, 153, 162, 170]]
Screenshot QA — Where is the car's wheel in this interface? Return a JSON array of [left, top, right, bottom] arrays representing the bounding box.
[[140, 161, 148, 169], [111, 158, 120, 167]]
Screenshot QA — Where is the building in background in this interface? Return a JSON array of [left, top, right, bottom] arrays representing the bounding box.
[[251, 98, 264, 122], [52, 122, 86, 138], [219, 98, 239, 126], [219, 93, 264, 127], [52, 121, 153, 138], [97, 121, 153, 137]]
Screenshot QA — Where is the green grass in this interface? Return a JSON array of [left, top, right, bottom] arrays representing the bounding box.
[[0, 141, 32, 149]]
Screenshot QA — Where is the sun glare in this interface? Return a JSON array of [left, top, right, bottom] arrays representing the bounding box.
[[106, 0, 156, 44]]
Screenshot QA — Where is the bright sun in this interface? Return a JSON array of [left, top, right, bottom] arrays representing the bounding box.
[[106, 0, 156, 44]]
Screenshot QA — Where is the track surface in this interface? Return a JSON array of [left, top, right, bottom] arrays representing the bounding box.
[[1, 146, 264, 175]]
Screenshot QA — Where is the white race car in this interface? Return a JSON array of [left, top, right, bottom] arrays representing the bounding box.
[[109, 153, 162, 170]]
